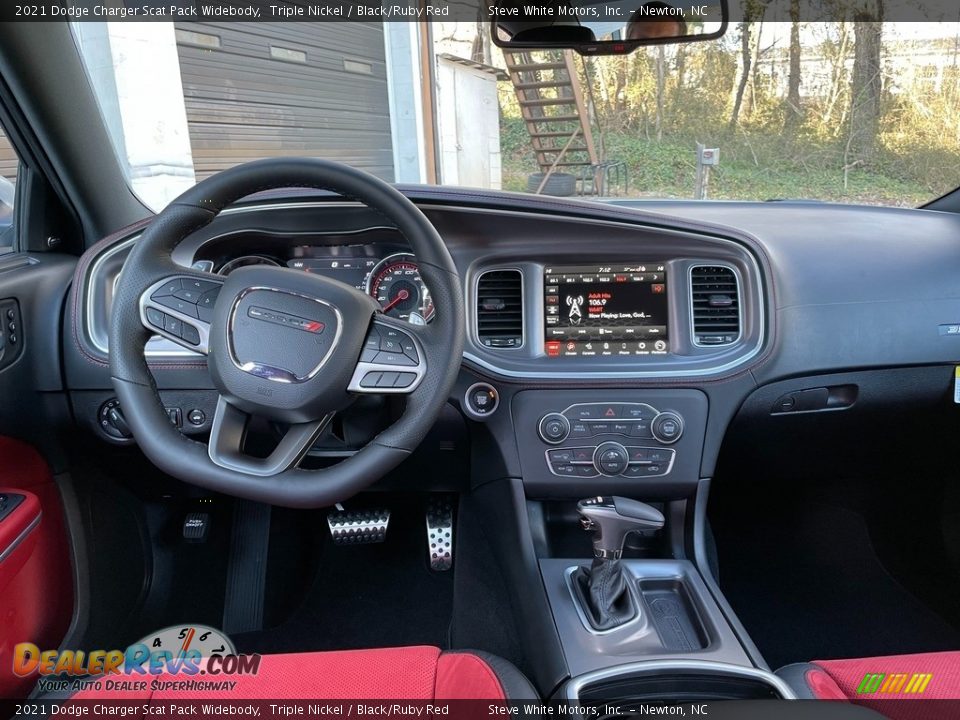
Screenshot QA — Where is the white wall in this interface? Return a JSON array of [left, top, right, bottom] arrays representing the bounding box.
[[435, 58, 502, 189]]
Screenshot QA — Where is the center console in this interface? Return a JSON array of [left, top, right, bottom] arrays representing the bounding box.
[[508, 385, 781, 702], [533, 495, 794, 702]]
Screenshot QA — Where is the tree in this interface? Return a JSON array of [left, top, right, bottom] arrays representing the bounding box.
[[729, 0, 768, 130], [784, 0, 804, 133], [655, 46, 666, 141], [846, 1, 884, 166]]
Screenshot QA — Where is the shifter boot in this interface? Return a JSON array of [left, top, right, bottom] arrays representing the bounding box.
[[573, 558, 636, 630]]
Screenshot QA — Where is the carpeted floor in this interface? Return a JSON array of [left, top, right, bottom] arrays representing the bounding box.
[[233, 497, 454, 655], [713, 501, 960, 669]]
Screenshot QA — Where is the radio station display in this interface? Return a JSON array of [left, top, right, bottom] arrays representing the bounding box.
[[543, 264, 669, 358]]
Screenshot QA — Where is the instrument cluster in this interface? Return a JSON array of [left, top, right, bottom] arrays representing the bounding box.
[[205, 248, 433, 325]]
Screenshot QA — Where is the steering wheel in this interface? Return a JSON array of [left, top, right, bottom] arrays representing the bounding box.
[[109, 158, 465, 508]]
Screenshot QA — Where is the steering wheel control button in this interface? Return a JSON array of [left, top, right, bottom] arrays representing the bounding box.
[[594, 442, 630, 476], [145, 307, 165, 330], [394, 372, 417, 389], [651, 412, 684, 444], [197, 288, 221, 321], [360, 372, 381, 388], [181, 323, 201, 346], [464, 383, 499, 419], [152, 279, 183, 297], [349, 322, 426, 395], [187, 409, 206, 426], [374, 350, 416, 367], [154, 295, 200, 318], [400, 335, 418, 358], [141, 276, 227, 352], [379, 327, 403, 351], [538, 413, 570, 444], [377, 371, 399, 387], [173, 287, 203, 303], [183, 278, 220, 294], [164, 315, 183, 337]]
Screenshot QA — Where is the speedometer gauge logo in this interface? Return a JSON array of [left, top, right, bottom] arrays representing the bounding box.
[[135, 624, 236, 662]]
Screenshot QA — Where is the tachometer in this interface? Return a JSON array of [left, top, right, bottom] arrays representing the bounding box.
[[366, 253, 434, 325]]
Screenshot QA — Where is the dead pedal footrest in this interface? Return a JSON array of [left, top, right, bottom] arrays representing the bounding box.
[[426, 496, 454, 571], [328, 508, 390, 545]]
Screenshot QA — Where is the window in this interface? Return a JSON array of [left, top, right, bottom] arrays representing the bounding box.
[[0, 125, 17, 255]]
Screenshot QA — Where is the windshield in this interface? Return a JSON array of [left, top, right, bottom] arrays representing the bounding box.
[[71, 20, 960, 210]]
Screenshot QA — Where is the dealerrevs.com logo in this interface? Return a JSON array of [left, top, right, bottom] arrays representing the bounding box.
[[13, 625, 261, 694]]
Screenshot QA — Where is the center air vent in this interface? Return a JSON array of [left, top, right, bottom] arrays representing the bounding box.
[[691, 265, 740, 346], [476, 269, 523, 349]]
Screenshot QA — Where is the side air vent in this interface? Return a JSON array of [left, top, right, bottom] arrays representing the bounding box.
[[691, 265, 740, 346], [476, 269, 524, 349]]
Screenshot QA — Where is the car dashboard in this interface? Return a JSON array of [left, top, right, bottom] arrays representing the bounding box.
[[63, 186, 960, 500]]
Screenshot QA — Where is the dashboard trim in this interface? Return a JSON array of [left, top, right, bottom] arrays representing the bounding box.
[[81, 200, 770, 379]]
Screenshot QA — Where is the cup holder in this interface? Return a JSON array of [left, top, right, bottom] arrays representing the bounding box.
[[564, 660, 795, 706]]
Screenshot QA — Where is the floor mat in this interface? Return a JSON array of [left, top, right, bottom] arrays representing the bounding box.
[[715, 503, 960, 669], [233, 500, 454, 655]]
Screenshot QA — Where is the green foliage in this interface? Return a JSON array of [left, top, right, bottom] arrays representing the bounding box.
[[498, 24, 959, 206]]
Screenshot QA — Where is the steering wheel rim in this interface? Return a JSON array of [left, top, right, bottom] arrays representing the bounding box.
[[109, 158, 465, 508]]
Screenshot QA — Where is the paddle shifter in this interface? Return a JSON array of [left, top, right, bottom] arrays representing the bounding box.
[[573, 496, 665, 630]]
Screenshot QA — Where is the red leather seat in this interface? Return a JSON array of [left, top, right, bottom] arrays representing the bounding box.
[[779, 651, 960, 719], [70, 646, 536, 701]]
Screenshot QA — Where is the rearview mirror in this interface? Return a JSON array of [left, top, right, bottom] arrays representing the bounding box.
[[491, 0, 728, 55]]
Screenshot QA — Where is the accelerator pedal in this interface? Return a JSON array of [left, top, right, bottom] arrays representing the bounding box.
[[426, 495, 455, 571], [328, 506, 390, 545]]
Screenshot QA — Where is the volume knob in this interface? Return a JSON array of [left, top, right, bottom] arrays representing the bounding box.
[[652, 411, 684, 444]]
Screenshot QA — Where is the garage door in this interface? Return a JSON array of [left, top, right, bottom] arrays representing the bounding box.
[[175, 22, 394, 181]]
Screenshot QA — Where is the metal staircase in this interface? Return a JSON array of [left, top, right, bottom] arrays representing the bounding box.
[[502, 49, 623, 195], [503, 49, 597, 191]]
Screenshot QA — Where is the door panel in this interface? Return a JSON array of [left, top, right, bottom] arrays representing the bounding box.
[[0, 437, 73, 699], [0, 250, 77, 698]]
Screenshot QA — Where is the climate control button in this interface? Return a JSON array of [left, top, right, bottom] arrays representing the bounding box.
[[538, 413, 570, 444], [593, 442, 630, 476]]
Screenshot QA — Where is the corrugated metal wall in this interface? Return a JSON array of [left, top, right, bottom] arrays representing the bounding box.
[[175, 22, 394, 182], [0, 128, 17, 183]]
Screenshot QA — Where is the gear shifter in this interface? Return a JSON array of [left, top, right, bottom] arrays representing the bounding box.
[[572, 496, 665, 631]]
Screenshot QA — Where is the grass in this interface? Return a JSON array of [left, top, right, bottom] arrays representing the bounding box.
[[500, 118, 938, 207]]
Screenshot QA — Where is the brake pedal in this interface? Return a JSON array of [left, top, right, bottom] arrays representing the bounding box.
[[426, 496, 455, 571], [328, 508, 390, 545]]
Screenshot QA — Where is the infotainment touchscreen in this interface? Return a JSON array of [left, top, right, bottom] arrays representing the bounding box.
[[543, 264, 668, 358]]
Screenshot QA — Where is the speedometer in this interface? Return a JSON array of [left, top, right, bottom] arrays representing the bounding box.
[[366, 253, 434, 325]]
